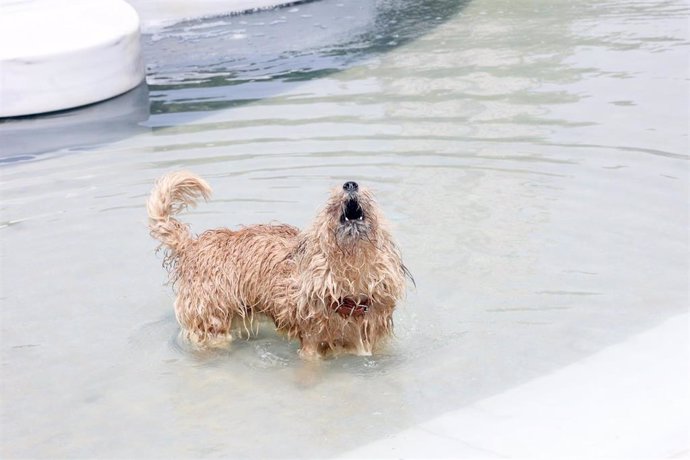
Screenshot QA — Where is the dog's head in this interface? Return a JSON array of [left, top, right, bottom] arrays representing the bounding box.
[[295, 181, 410, 312], [325, 181, 380, 246]]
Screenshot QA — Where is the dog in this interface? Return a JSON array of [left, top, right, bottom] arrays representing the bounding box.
[[147, 171, 409, 359]]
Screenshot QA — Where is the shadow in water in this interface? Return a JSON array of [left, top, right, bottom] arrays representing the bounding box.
[[145, 0, 471, 118], [0, 83, 150, 162], [0, 0, 470, 162]]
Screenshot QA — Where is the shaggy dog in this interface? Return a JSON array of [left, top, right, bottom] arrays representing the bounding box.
[[147, 172, 409, 359]]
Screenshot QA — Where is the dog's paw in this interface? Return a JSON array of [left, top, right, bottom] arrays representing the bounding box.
[[298, 346, 322, 361]]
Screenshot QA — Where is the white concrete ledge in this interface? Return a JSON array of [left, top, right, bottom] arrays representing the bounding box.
[[341, 314, 690, 459], [0, 0, 144, 117], [126, 0, 305, 31]]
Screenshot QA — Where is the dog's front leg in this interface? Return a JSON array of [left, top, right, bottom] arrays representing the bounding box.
[[298, 344, 321, 360], [297, 333, 328, 360], [353, 335, 373, 356]]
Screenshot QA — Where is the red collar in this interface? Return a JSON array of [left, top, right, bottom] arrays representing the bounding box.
[[332, 297, 370, 318]]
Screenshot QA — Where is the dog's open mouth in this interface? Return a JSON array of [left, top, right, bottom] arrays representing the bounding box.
[[342, 199, 364, 222]]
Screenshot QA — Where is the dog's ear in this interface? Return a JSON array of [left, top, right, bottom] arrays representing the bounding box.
[[402, 263, 416, 287]]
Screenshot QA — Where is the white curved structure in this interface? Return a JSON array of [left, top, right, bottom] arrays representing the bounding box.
[[126, 0, 304, 30], [0, 0, 145, 117]]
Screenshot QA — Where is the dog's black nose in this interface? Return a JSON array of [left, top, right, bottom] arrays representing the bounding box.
[[343, 181, 359, 192]]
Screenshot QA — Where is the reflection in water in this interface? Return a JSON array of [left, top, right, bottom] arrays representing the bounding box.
[[0, 84, 149, 162], [144, 0, 470, 115]]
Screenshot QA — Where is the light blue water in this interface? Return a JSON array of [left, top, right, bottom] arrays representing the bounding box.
[[1, 0, 688, 457]]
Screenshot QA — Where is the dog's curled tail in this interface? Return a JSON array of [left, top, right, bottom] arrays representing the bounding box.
[[147, 171, 212, 253]]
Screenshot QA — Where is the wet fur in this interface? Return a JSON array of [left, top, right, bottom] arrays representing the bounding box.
[[147, 171, 407, 359]]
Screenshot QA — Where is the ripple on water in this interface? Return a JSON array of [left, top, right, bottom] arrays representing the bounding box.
[[1, 0, 688, 458]]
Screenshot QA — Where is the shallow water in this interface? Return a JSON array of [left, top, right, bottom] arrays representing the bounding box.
[[1, 0, 688, 457]]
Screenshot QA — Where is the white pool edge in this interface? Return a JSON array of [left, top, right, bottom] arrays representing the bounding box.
[[340, 313, 690, 459], [125, 0, 310, 32], [0, 0, 145, 117]]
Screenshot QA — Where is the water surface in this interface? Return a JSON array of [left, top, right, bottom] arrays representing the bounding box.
[[1, 0, 688, 457]]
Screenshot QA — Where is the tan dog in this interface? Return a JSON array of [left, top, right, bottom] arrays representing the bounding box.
[[147, 172, 409, 359]]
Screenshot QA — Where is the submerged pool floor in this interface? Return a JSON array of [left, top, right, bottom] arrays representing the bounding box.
[[1, 0, 688, 457]]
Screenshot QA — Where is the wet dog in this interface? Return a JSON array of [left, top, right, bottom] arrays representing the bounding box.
[[147, 172, 409, 359]]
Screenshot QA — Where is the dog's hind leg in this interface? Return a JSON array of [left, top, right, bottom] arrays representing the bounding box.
[[175, 297, 233, 349], [205, 314, 234, 348]]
